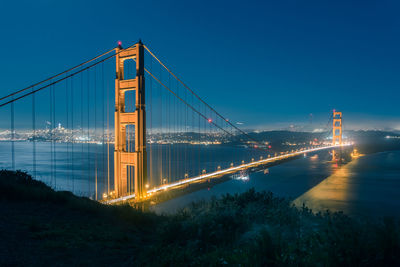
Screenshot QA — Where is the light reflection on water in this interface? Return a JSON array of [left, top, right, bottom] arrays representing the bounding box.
[[293, 162, 353, 214], [294, 150, 400, 217], [155, 150, 400, 217], [153, 151, 338, 213]]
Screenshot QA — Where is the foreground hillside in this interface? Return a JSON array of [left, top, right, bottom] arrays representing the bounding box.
[[1, 170, 399, 266]]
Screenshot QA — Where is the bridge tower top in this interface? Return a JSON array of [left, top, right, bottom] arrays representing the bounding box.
[[332, 111, 342, 145]]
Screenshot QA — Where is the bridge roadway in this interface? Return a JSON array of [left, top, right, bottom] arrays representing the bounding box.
[[106, 144, 351, 204]]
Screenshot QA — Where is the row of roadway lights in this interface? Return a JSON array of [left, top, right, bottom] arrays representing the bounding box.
[[189, 146, 314, 181], [165, 145, 308, 190], [179, 146, 316, 178], [149, 146, 317, 194], [109, 146, 318, 201]]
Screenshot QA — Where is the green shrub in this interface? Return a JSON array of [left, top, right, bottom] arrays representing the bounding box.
[[1, 170, 399, 266]]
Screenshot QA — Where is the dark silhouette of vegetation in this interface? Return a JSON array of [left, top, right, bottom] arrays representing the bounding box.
[[1, 170, 399, 266]]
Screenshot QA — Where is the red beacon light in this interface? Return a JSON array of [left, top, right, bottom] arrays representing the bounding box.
[[208, 118, 212, 123], [117, 41, 122, 47]]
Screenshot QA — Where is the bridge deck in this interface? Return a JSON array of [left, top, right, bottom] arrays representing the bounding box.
[[106, 144, 351, 204]]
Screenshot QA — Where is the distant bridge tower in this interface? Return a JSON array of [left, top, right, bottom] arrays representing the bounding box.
[[332, 110, 342, 161], [332, 111, 342, 145], [114, 41, 147, 199]]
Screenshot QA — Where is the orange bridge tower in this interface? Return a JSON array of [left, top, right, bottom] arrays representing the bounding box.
[[332, 110, 342, 161], [114, 41, 147, 199]]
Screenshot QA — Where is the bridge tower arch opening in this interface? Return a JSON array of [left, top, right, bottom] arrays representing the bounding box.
[[114, 41, 147, 199]]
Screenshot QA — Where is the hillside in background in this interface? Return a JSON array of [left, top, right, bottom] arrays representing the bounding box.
[[231, 130, 400, 153]]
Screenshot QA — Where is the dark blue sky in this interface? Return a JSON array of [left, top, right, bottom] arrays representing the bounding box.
[[1, 0, 399, 130]]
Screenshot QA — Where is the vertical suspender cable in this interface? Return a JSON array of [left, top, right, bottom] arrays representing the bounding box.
[[48, 86, 54, 186], [173, 82, 177, 178], [94, 65, 98, 200], [107, 79, 110, 195], [192, 93, 194, 177], [159, 63, 163, 184], [198, 100, 200, 175], [66, 77, 70, 184], [185, 82, 187, 177], [102, 62, 105, 198], [149, 54, 153, 187], [71, 75, 74, 193], [168, 72, 171, 183], [81, 71, 84, 196], [87, 69, 91, 197], [11, 99, 15, 170], [32, 89, 36, 177], [174, 79, 181, 178], [51, 84, 54, 187], [53, 83, 57, 189]]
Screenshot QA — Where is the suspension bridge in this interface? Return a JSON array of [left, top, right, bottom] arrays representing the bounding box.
[[0, 41, 350, 205]]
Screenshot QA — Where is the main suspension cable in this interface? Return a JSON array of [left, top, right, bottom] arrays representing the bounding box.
[[145, 68, 269, 153], [0, 48, 116, 102], [0, 43, 138, 108], [145, 69, 233, 137], [143, 45, 267, 149]]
